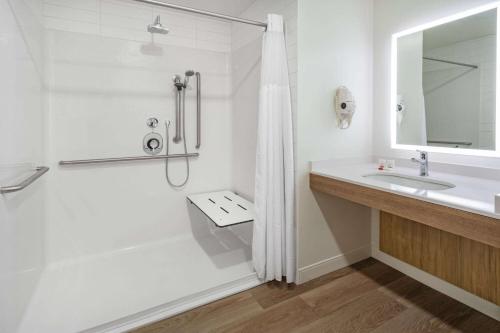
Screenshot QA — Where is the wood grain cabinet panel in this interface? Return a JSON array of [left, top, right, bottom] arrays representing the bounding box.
[[310, 173, 500, 304], [380, 212, 500, 305], [497, 250, 500, 303]]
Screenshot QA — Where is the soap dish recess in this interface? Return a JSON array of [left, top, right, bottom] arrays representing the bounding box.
[[187, 190, 255, 227]]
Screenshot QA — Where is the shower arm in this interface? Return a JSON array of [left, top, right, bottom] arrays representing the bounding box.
[[196, 72, 201, 149]]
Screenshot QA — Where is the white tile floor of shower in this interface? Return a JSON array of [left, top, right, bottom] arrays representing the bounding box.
[[17, 230, 258, 333]]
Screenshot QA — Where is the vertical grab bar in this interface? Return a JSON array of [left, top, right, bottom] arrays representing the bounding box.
[[173, 75, 183, 143], [173, 88, 182, 143], [196, 72, 201, 149]]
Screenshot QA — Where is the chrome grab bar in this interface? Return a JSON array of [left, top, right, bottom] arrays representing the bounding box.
[[196, 72, 201, 149], [0, 166, 49, 194], [173, 84, 183, 143], [427, 140, 473, 146], [59, 153, 199, 166]]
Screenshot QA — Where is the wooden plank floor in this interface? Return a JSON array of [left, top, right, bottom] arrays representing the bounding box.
[[131, 258, 500, 333]]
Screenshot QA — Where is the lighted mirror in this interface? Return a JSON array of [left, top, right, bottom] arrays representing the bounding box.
[[392, 4, 499, 155]]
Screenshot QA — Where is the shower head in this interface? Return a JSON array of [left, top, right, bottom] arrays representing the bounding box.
[[148, 16, 169, 35], [184, 70, 195, 86]]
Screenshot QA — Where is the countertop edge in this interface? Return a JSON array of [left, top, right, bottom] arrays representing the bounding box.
[[310, 170, 500, 221]]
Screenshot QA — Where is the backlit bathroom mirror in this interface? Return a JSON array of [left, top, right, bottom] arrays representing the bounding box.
[[392, 4, 500, 155]]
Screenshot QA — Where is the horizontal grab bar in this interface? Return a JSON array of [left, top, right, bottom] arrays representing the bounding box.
[[427, 140, 473, 146], [59, 153, 199, 166], [0, 166, 50, 194]]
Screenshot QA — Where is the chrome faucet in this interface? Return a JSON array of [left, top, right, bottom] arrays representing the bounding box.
[[411, 150, 429, 176]]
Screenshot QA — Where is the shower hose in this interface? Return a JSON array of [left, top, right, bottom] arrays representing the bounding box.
[[165, 88, 190, 188]]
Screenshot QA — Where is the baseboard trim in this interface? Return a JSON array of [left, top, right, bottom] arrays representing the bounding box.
[[83, 273, 262, 333], [297, 245, 371, 284]]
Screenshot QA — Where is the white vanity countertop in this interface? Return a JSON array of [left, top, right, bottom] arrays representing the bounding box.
[[311, 160, 500, 220]]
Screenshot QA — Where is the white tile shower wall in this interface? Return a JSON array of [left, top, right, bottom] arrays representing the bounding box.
[[231, 0, 298, 200], [0, 0, 46, 332], [44, 2, 236, 262], [424, 36, 496, 150], [42, 0, 232, 52]]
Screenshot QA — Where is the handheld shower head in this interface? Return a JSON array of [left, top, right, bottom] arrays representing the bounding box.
[[148, 16, 169, 35], [184, 70, 195, 86]]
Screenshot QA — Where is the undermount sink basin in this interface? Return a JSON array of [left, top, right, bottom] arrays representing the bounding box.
[[363, 173, 456, 191]]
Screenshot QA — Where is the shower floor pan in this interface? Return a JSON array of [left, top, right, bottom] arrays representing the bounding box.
[[188, 191, 255, 227], [17, 233, 259, 333]]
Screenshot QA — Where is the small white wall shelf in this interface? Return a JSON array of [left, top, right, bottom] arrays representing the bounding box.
[[187, 191, 255, 227]]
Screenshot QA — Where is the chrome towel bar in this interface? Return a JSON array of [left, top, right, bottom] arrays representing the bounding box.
[[0, 166, 49, 194], [59, 153, 199, 166]]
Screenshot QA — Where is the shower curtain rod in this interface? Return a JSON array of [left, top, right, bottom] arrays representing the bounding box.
[[132, 0, 268, 29], [423, 57, 478, 69]]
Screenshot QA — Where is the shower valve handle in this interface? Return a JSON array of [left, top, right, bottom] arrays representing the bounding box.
[[146, 117, 159, 129]]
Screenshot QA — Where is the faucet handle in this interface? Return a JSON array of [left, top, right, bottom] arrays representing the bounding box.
[[416, 150, 428, 160]]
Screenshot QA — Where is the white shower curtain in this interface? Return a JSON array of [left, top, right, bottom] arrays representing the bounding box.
[[253, 14, 295, 283]]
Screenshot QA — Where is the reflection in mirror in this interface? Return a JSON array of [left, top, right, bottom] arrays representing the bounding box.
[[396, 8, 497, 151]]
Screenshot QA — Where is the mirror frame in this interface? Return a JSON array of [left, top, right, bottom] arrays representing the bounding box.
[[391, 2, 500, 157]]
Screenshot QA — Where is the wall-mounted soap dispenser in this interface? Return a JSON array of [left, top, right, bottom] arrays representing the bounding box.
[[334, 86, 356, 129], [143, 117, 163, 155]]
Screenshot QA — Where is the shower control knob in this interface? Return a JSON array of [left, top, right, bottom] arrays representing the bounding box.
[[146, 117, 159, 129], [147, 138, 160, 150], [143, 132, 163, 155]]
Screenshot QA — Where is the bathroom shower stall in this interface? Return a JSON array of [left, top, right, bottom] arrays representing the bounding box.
[[0, 0, 298, 332]]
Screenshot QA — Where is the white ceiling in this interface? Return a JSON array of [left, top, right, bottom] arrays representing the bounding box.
[[423, 9, 497, 51], [151, 0, 257, 16]]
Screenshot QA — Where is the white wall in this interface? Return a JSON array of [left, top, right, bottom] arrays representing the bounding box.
[[44, 0, 236, 262], [0, 0, 46, 332], [296, 0, 373, 282], [373, 0, 500, 167], [231, 0, 298, 200], [43, 0, 233, 52]]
